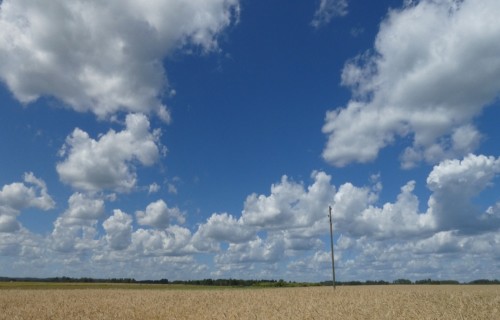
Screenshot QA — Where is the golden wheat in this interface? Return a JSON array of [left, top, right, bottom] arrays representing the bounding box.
[[0, 285, 498, 319]]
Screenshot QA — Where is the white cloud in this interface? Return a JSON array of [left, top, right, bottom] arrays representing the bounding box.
[[207, 155, 500, 278], [1, 160, 499, 281], [332, 181, 435, 240], [103, 209, 133, 251], [0, 173, 54, 233], [287, 250, 337, 280], [311, 0, 348, 28], [59, 192, 105, 225], [193, 213, 255, 246], [148, 183, 160, 194], [241, 171, 335, 231], [0, 0, 240, 121], [130, 226, 192, 256], [190, 172, 335, 273], [116, 157, 499, 279], [323, 0, 500, 167], [359, 230, 500, 281], [135, 199, 185, 229], [328, 154, 500, 241], [0, 173, 54, 211], [167, 183, 178, 195], [0, 229, 46, 259], [56, 113, 162, 192], [486, 203, 500, 218], [0, 216, 20, 234], [426, 154, 500, 232], [215, 235, 285, 265], [50, 192, 104, 252], [412, 231, 463, 254], [284, 235, 323, 252]]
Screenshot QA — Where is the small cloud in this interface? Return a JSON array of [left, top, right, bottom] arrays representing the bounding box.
[[311, 0, 348, 29], [148, 183, 161, 194], [167, 183, 178, 195], [350, 27, 364, 37]]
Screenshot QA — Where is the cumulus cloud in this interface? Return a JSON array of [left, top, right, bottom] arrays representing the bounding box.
[[311, 0, 348, 28], [0, 173, 54, 233], [328, 154, 500, 241], [205, 154, 500, 277], [189, 172, 335, 272], [334, 229, 500, 281], [58, 192, 105, 226], [323, 0, 500, 167], [426, 154, 500, 232], [131, 226, 192, 256], [192, 213, 255, 250], [0, 229, 46, 260], [2, 161, 500, 281], [50, 192, 104, 252], [135, 199, 185, 229], [332, 181, 435, 240], [241, 171, 335, 231], [103, 209, 133, 251], [56, 113, 162, 192], [0, 0, 240, 121], [215, 235, 285, 265], [287, 250, 337, 277]]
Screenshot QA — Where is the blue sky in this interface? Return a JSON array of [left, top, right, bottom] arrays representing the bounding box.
[[1, 0, 499, 282]]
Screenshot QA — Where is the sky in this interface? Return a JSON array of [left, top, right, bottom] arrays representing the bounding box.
[[0, 0, 499, 282]]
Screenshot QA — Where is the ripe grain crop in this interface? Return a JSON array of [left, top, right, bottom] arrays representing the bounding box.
[[0, 284, 498, 319]]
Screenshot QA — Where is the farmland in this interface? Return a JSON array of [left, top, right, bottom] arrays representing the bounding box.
[[0, 284, 498, 319]]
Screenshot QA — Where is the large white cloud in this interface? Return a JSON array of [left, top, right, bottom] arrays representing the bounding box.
[[56, 113, 162, 192], [0, 173, 54, 233], [0, 0, 240, 121], [322, 0, 500, 167]]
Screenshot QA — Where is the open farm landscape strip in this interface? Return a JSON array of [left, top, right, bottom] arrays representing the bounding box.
[[0, 285, 498, 319]]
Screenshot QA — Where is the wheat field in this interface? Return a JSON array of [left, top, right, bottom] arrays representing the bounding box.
[[0, 285, 498, 319]]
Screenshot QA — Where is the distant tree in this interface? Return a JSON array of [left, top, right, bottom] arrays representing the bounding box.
[[393, 279, 412, 285], [415, 278, 432, 284], [275, 279, 286, 287], [469, 279, 500, 285]]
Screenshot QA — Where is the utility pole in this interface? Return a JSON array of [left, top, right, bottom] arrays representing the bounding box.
[[328, 206, 336, 289]]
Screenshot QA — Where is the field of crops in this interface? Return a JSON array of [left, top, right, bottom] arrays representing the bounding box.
[[0, 284, 498, 319]]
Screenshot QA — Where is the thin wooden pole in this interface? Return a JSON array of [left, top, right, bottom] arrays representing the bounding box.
[[328, 206, 336, 289]]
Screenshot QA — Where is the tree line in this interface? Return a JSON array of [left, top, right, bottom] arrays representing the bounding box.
[[1, 276, 498, 286]]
